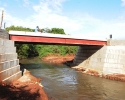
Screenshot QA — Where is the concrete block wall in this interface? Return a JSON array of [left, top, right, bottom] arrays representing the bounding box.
[[73, 45, 102, 65], [76, 45, 125, 75], [0, 38, 21, 84], [107, 39, 125, 46]]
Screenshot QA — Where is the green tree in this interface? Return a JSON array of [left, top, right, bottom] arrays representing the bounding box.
[[41, 28, 51, 33], [5, 25, 34, 32], [15, 44, 29, 59], [35, 45, 77, 57], [51, 28, 65, 34]]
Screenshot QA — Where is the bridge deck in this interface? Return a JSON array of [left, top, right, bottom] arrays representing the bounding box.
[[9, 31, 107, 45]]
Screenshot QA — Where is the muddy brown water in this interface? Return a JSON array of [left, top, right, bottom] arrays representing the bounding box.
[[20, 58, 125, 100]]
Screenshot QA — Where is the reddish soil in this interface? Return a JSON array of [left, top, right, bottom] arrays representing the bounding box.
[[0, 70, 48, 100], [41, 54, 75, 65]]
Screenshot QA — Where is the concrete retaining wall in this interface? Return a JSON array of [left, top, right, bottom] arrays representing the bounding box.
[[74, 45, 125, 75], [107, 39, 125, 46], [0, 38, 21, 84], [73, 45, 102, 65]]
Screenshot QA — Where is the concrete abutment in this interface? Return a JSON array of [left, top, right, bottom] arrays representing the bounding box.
[[73, 45, 102, 65], [0, 29, 21, 84], [73, 42, 125, 76]]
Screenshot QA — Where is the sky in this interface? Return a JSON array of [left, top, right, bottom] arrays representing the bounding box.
[[0, 0, 125, 39]]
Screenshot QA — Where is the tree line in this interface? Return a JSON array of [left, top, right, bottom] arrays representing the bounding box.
[[6, 25, 65, 34], [6, 25, 78, 59]]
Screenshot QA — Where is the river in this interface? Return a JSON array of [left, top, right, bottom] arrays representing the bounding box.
[[20, 58, 125, 100]]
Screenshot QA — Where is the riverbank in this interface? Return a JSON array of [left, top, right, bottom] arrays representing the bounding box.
[[72, 66, 125, 82], [41, 54, 75, 66], [0, 69, 48, 100]]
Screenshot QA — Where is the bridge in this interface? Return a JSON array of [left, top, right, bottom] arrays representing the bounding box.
[[9, 31, 107, 45], [1, 29, 125, 84]]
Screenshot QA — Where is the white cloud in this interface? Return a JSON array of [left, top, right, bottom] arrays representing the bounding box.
[[1, 0, 125, 40], [1, 0, 83, 32], [121, 0, 125, 6], [46, 0, 66, 13], [33, 0, 66, 13], [27, 0, 83, 32], [82, 21, 125, 39], [23, 0, 30, 7]]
